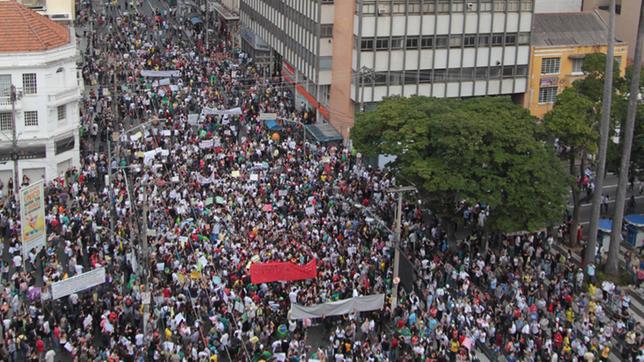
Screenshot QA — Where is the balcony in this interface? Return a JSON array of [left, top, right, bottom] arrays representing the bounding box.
[[0, 96, 22, 111], [48, 88, 80, 104]]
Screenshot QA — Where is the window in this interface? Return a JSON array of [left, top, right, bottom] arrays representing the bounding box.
[[516, 65, 529, 76], [421, 37, 433, 48], [0, 112, 11, 131], [434, 69, 446, 81], [361, 39, 374, 50], [435, 36, 448, 48], [22, 73, 37, 94], [24, 111, 38, 126], [0, 75, 10, 97], [464, 35, 477, 47], [491, 35, 504, 46], [478, 35, 490, 46], [406, 38, 419, 49], [541, 58, 560, 74], [375, 38, 389, 50], [448, 69, 460, 81], [388, 71, 402, 85], [320, 24, 333, 37], [57, 105, 66, 121], [538, 87, 558, 103], [449, 36, 462, 48], [572, 58, 584, 74], [475, 67, 488, 80], [55, 135, 75, 155], [320, 56, 332, 70], [505, 34, 516, 45], [390, 37, 403, 50], [419, 70, 432, 83], [503, 66, 514, 78]]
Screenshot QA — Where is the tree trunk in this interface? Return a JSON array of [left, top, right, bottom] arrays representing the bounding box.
[[569, 151, 583, 245], [606, 1, 644, 275], [585, 0, 616, 267]]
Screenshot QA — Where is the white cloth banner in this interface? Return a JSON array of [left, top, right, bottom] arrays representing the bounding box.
[[140, 70, 181, 78], [200, 107, 242, 117], [289, 294, 385, 320], [51, 268, 106, 300]]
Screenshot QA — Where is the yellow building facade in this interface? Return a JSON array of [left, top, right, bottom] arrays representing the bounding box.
[[523, 13, 628, 118]]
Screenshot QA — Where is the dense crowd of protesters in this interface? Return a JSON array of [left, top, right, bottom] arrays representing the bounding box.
[[0, 0, 642, 361]]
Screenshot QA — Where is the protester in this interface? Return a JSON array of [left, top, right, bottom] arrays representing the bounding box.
[[0, 0, 641, 361]]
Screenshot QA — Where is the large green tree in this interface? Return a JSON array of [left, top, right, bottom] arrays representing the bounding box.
[[352, 96, 568, 237], [544, 88, 597, 245]]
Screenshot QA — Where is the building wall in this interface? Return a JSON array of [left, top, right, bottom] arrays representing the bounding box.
[[221, 0, 239, 12], [534, 0, 581, 13], [352, 0, 533, 104], [0, 43, 81, 187], [583, 0, 641, 61], [328, 0, 355, 138], [524, 43, 628, 118], [46, 0, 75, 20]]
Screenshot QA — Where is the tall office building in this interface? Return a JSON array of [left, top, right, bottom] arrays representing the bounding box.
[[241, 0, 534, 138]]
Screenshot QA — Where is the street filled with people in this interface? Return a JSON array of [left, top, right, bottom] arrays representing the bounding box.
[[0, 0, 642, 361]]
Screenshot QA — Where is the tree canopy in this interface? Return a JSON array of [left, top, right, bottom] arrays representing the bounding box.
[[352, 96, 569, 234]]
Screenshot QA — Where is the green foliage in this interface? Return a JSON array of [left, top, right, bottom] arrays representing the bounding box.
[[352, 96, 569, 233], [574, 53, 626, 101], [544, 87, 597, 154]]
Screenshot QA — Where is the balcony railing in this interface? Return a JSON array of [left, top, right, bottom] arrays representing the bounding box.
[[48, 88, 80, 103]]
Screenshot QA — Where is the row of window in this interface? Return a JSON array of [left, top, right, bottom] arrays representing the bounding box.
[[540, 56, 623, 75], [359, 0, 533, 15], [0, 105, 67, 130], [359, 32, 530, 51], [360, 65, 528, 86], [0, 73, 37, 96]]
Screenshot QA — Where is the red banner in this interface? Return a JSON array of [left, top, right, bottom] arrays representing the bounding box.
[[250, 260, 317, 284]]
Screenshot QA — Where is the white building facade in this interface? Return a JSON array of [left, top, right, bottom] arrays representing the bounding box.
[[241, 0, 535, 137], [0, 40, 81, 187], [353, 0, 533, 104], [533, 0, 581, 13]]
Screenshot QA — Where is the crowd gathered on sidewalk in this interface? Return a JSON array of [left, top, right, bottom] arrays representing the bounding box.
[[0, 0, 642, 361]]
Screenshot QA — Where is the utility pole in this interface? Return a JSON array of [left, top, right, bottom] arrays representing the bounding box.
[[10, 85, 19, 196], [606, 1, 644, 275], [388, 185, 416, 310], [204, 0, 209, 51], [107, 138, 115, 243], [585, 0, 616, 268], [141, 177, 150, 343]]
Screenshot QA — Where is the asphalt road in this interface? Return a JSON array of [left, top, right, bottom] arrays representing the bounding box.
[[567, 173, 644, 236]]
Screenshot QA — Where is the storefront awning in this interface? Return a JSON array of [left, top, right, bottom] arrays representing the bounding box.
[[212, 2, 239, 21], [305, 123, 343, 143]]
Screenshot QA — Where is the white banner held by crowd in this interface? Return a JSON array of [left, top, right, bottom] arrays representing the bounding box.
[[19, 181, 46, 255], [259, 112, 277, 121], [51, 267, 106, 300], [289, 294, 385, 320], [200, 107, 242, 118], [140, 70, 181, 78]]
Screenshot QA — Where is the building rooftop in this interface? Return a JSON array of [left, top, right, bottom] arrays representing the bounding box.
[[532, 12, 617, 47], [0, 0, 70, 53]]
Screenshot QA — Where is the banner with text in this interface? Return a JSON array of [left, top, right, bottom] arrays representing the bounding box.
[[200, 106, 243, 118], [51, 267, 106, 300], [140, 70, 181, 78], [289, 294, 385, 320], [19, 181, 46, 255], [250, 259, 317, 284]]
